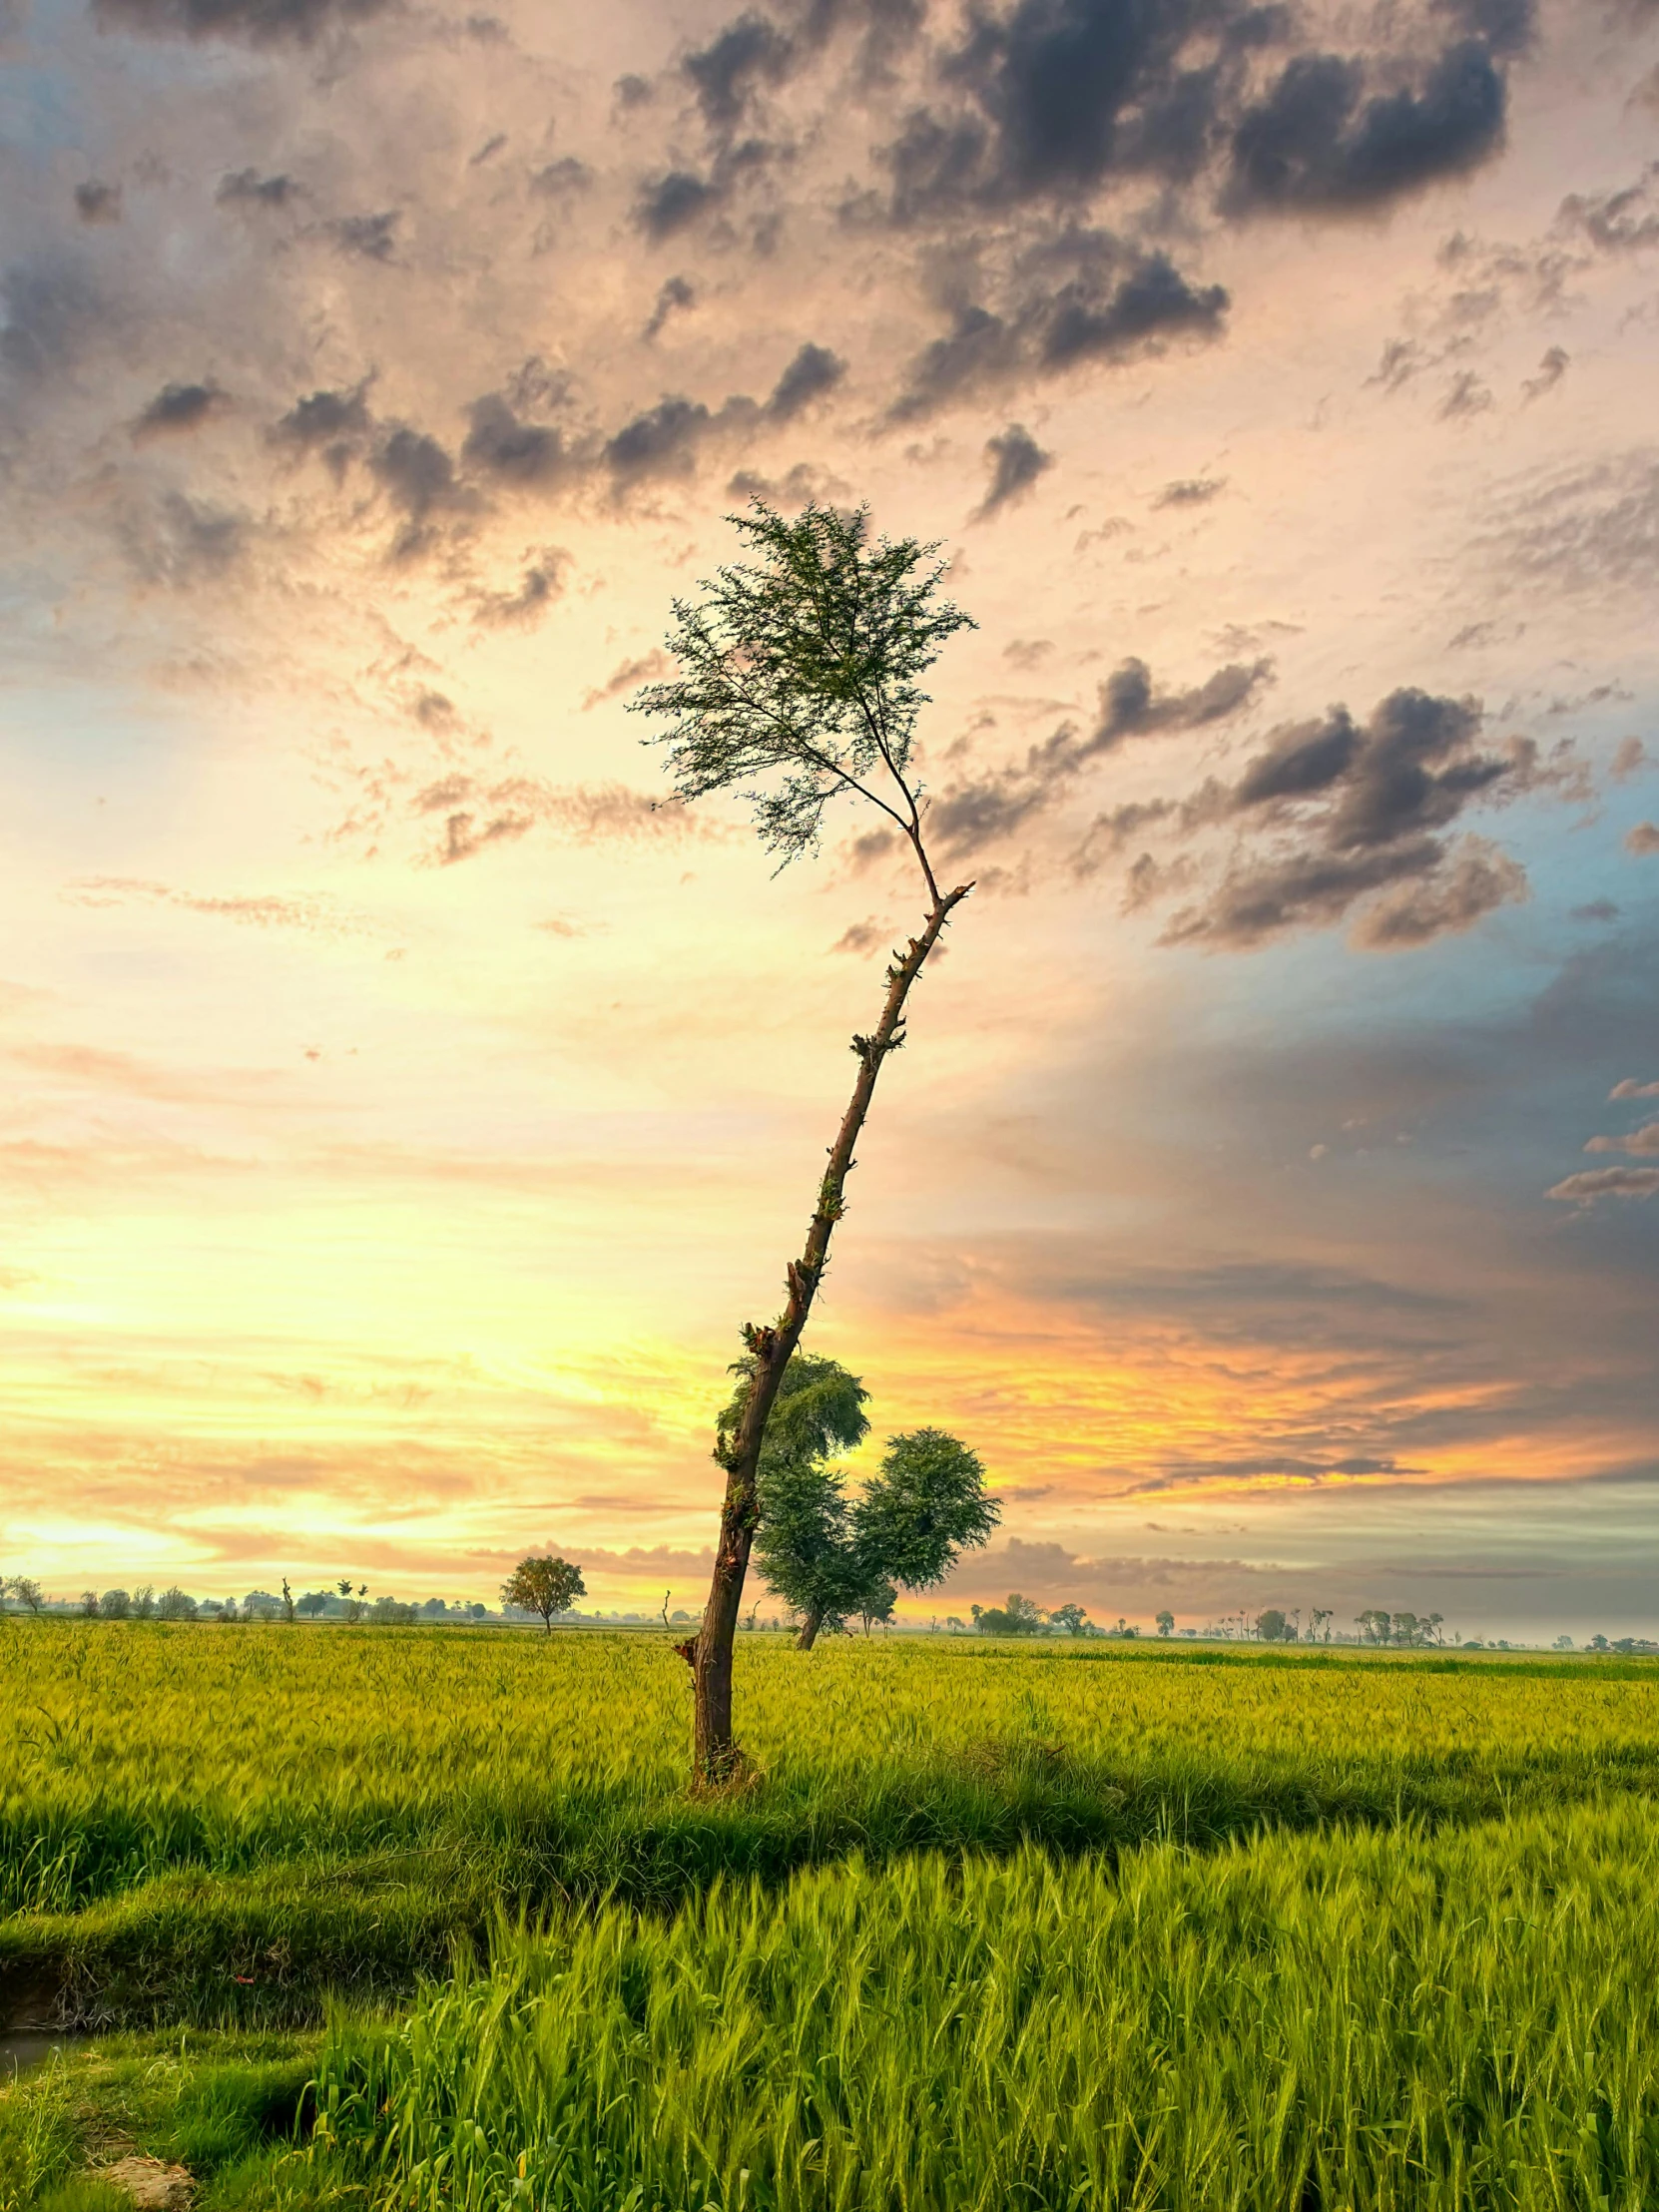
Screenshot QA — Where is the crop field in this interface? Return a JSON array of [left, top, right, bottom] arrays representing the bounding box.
[[4, 1623, 1659, 2209]]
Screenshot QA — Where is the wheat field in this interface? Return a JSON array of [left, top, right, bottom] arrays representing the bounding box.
[[4, 1621, 1658, 2209]]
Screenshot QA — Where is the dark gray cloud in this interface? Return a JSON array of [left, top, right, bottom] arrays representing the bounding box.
[[1223, 41, 1507, 215], [1155, 474, 1225, 507], [369, 425, 473, 554], [599, 352, 828, 487], [93, 0, 389, 41], [274, 381, 372, 453], [636, 170, 721, 240], [1521, 345, 1568, 401], [460, 393, 574, 486], [1039, 252, 1229, 368], [871, 0, 1522, 233], [74, 181, 122, 224], [1558, 163, 1659, 254], [1349, 838, 1527, 949], [603, 395, 717, 484], [1439, 367, 1493, 419], [765, 340, 845, 418], [1247, 691, 1502, 845], [529, 157, 592, 201], [328, 211, 399, 262], [216, 169, 298, 208], [133, 380, 223, 437], [685, 11, 793, 129], [901, 0, 1268, 212], [644, 275, 696, 340], [928, 654, 1272, 855], [973, 422, 1052, 518], [892, 250, 1229, 416], [1159, 688, 1541, 949]]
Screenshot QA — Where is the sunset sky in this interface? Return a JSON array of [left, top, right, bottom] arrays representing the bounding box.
[[2, 0, 1656, 1637]]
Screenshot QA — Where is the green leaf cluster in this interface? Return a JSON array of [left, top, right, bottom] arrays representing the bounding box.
[[736, 1354, 998, 1635], [629, 500, 974, 873]]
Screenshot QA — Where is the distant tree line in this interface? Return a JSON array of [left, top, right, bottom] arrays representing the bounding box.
[[3, 1568, 1651, 1655]]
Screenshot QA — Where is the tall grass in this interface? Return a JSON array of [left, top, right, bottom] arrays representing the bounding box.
[[5, 1622, 1658, 2022], [312, 1798, 1659, 2211]]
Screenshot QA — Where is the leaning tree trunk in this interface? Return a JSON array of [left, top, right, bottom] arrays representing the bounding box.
[[795, 1606, 826, 1653], [689, 883, 971, 1779]]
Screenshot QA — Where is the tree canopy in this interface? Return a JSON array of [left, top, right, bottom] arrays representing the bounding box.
[[746, 1354, 998, 1648], [632, 501, 974, 891], [502, 1554, 586, 1633]]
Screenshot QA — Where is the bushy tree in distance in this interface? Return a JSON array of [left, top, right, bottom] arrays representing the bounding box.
[[502, 1554, 586, 1634]]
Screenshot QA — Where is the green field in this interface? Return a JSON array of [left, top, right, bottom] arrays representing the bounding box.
[[4, 1622, 1658, 2209]]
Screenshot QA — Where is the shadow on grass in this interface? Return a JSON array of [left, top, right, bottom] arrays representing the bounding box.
[[7, 1735, 1659, 2029]]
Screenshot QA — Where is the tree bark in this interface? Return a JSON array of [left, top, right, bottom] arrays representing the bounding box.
[[795, 1606, 825, 1653], [691, 882, 971, 1779]]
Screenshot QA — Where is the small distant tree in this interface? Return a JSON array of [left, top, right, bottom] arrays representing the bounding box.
[[945, 1615, 964, 1634], [1049, 1602, 1090, 1637], [1308, 1607, 1333, 1642], [501, 1555, 586, 1634], [1357, 1609, 1391, 1645], [220, 1597, 240, 1623], [858, 1579, 896, 1636], [1155, 1608, 1175, 1638], [157, 1586, 196, 1621], [99, 1589, 130, 1620], [338, 1577, 365, 1626], [132, 1585, 156, 1620], [1257, 1607, 1289, 1643], [296, 1591, 327, 1618], [11, 1576, 43, 1615], [632, 500, 976, 1779], [80, 1590, 100, 1618], [281, 1577, 296, 1625]]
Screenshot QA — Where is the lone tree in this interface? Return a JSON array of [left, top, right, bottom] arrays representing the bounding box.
[[632, 500, 975, 1777], [502, 1553, 586, 1634], [748, 1359, 999, 1649]]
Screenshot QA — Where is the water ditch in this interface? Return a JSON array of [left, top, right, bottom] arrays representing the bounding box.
[[1, 1965, 87, 2080]]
